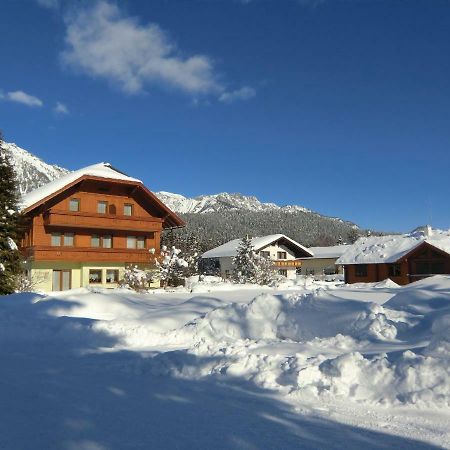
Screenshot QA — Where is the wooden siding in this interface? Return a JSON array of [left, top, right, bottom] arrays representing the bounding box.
[[44, 210, 163, 232], [344, 242, 450, 285], [21, 178, 170, 264]]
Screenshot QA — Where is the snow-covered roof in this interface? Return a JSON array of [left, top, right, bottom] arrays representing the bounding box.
[[20, 163, 141, 211], [201, 234, 313, 259], [337, 228, 450, 265], [300, 245, 351, 260]]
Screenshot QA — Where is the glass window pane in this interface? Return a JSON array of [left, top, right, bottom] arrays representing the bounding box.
[[69, 199, 80, 212], [103, 235, 112, 248], [97, 201, 107, 214], [51, 233, 61, 246], [89, 269, 102, 283], [91, 235, 100, 247], [64, 233, 74, 246], [52, 270, 61, 291], [127, 236, 136, 249], [62, 271, 71, 290], [137, 237, 145, 249], [124, 204, 133, 216], [106, 270, 119, 283]]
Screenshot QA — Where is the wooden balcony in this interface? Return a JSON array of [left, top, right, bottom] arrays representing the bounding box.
[[272, 259, 302, 268], [24, 245, 158, 263], [43, 210, 163, 232]]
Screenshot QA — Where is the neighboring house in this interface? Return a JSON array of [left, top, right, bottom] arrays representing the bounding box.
[[337, 227, 450, 285], [201, 234, 313, 279], [299, 245, 350, 276], [19, 163, 184, 291]]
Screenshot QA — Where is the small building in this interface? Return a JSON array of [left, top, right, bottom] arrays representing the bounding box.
[[20, 163, 184, 291], [299, 245, 350, 277], [337, 227, 450, 285], [201, 234, 313, 280]]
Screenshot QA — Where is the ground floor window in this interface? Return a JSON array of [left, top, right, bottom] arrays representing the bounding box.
[[106, 269, 119, 283], [388, 263, 402, 277], [278, 269, 288, 277], [89, 269, 102, 284], [355, 264, 368, 277]]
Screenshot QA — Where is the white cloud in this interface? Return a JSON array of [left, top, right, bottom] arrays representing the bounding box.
[[1, 90, 43, 107], [61, 2, 222, 96], [219, 86, 256, 104], [36, 0, 59, 9], [54, 101, 69, 114]]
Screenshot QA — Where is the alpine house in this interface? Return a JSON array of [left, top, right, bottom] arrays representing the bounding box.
[[19, 163, 184, 291], [337, 226, 450, 285], [201, 234, 313, 279]]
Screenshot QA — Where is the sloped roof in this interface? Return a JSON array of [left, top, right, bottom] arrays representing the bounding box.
[[337, 228, 450, 265], [201, 234, 313, 259], [300, 245, 351, 260], [20, 162, 184, 228]]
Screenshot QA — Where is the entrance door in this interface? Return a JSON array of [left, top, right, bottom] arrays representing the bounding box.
[[52, 270, 71, 291]]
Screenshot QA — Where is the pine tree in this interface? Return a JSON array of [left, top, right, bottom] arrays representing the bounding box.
[[232, 237, 279, 285], [0, 132, 24, 294], [232, 236, 259, 283]]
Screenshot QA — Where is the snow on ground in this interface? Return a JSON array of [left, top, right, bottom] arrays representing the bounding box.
[[1, 277, 450, 449]]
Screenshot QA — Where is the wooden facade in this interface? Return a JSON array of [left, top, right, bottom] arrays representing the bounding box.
[[344, 242, 450, 285], [21, 172, 184, 291]]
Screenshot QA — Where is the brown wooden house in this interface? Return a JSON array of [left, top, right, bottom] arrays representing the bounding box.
[[337, 228, 450, 285], [20, 163, 184, 291]]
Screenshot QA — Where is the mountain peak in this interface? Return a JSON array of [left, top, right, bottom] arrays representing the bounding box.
[[0, 141, 69, 195], [154, 190, 311, 214]]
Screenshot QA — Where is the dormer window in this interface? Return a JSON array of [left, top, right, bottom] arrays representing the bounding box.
[[69, 198, 80, 212], [124, 204, 133, 216], [97, 201, 108, 214]]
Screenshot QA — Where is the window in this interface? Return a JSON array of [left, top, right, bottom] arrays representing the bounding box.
[[91, 235, 100, 247], [89, 269, 102, 284], [137, 236, 145, 249], [51, 232, 61, 246], [127, 236, 137, 249], [69, 198, 80, 212], [355, 264, 368, 277], [260, 251, 270, 259], [388, 264, 401, 277], [103, 235, 112, 249], [279, 269, 288, 277], [106, 269, 119, 284], [63, 233, 74, 246], [224, 270, 231, 279], [277, 251, 287, 260], [124, 204, 133, 216], [97, 201, 108, 214]]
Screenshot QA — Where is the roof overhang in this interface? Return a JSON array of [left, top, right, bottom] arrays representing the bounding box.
[[22, 174, 185, 229]]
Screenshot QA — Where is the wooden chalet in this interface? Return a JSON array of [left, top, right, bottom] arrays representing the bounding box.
[[20, 163, 184, 291], [337, 227, 450, 285]]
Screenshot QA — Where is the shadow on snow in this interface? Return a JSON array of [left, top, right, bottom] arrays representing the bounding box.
[[0, 293, 441, 450]]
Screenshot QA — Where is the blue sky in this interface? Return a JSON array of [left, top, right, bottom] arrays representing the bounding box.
[[1, 0, 450, 232]]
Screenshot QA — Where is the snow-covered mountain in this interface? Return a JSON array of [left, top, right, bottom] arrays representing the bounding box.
[[155, 191, 311, 215], [1, 140, 363, 246], [0, 141, 69, 195]]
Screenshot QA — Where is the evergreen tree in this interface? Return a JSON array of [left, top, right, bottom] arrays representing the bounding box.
[[0, 132, 24, 294], [232, 236, 258, 283], [232, 236, 278, 285]]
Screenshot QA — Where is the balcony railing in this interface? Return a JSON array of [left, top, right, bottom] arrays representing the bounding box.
[[24, 245, 158, 263], [43, 210, 163, 232], [272, 259, 302, 268]]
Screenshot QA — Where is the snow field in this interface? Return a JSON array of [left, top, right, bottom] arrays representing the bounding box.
[[1, 276, 450, 447]]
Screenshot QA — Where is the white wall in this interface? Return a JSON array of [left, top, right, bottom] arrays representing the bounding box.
[[214, 240, 298, 280]]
